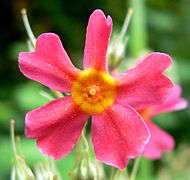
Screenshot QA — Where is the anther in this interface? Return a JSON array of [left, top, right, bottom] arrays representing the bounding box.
[[89, 88, 96, 96]]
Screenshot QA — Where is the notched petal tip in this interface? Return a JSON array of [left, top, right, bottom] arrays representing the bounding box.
[[91, 9, 106, 18], [18, 31, 79, 92], [116, 51, 174, 110], [36, 32, 59, 41], [35, 32, 62, 50], [83, 9, 112, 71], [40, 32, 58, 36], [149, 52, 173, 69], [90, 9, 112, 27], [106, 15, 113, 26]]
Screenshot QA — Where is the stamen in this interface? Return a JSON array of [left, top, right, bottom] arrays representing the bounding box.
[[119, 8, 133, 42], [21, 8, 36, 47], [89, 88, 96, 96], [10, 119, 17, 157], [40, 91, 55, 101], [26, 39, 35, 51], [16, 135, 23, 155]]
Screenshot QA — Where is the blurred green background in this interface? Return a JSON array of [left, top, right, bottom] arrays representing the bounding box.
[[0, 0, 190, 179]]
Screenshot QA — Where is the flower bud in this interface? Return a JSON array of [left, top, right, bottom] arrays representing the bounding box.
[[10, 119, 35, 179], [34, 160, 62, 180], [72, 151, 98, 180], [108, 8, 133, 71], [11, 156, 35, 180], [113, 168, 129, 180]]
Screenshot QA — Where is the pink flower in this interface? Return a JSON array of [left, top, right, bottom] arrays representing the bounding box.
[[18, 9, 173, 169], [138, 85, 188, 159]]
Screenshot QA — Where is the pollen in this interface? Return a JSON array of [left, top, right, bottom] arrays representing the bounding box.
[[71, 69, 116, 114]]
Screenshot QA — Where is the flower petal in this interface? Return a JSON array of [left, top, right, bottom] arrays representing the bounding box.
[[91, 103, 150, 169], [25, 96, 88, 159], [116, 52, 173, 110], [19, 33, 80, 93], [151, 85, 188, 115], [143, 121, 175, 159], [83, 9, 112, 71]]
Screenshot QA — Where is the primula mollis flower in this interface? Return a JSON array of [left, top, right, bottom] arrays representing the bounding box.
[[138, 85, 188, 159], [10, 120, 35, 180], [19, 9, 173, 169]]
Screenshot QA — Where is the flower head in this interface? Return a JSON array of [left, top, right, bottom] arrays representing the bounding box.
[[19, 9, 173, 169], [138, 85, 188, 159]]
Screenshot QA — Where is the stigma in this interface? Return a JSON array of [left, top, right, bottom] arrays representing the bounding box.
[[71, 69, 116, 114], [89, 87, 97, 96]]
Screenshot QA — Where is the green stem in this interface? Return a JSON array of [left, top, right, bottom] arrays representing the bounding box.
[[81, 129, 90, 154], [10, 119, 17, 158], [21, 8, 36, 47], [119, 8, 133, 43], [129, 0, 147, 57], [130, 156, 141, 180], [126, 167, 129, 179], [15, 135, 23, 156], [110, 167, 115, 180]]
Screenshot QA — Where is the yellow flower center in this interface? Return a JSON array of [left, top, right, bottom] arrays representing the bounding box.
[[71, 69, 116, 114]]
